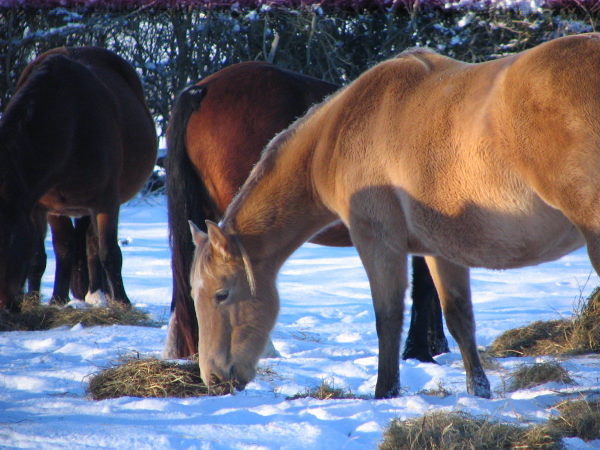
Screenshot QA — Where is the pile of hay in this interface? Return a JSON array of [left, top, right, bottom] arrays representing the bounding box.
[[0, 295, 155, 331], [490, 288, 600, 357], [288, 380, 360, 400], [547, 398, 600, 442], [380, 411, 562, 450], [506, 361, 575, 392], [417, 383, 452, 398], [86, 357, 231, 400]]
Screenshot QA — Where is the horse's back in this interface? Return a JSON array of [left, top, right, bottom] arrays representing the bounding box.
[[305, 35, 600, 269], [66, 47, 157, 201]]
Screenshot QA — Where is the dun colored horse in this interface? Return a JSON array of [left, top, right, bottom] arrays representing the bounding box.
[[0, 46, 157, 311], [163, 61, 447, 362], [189, 34, 600, 399]]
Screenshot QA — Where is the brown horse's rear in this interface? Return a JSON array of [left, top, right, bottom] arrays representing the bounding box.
[[0, 47, 156, 310]]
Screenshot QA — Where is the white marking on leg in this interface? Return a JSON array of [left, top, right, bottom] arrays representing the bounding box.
[[85, 290, 108, 307], [162, 313, 180, 359]]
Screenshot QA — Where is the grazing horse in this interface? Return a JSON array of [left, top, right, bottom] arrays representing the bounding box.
[[188, 34, 600, 399], [0, 46, 157, 311], [163, 61, 448, 362]]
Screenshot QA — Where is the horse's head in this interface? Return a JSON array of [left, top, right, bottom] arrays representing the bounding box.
[[189, 220, 278, 392]]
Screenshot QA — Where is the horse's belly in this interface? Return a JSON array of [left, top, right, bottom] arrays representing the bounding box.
[[38, 191, 92, 218], [408, 204, 585, 269]]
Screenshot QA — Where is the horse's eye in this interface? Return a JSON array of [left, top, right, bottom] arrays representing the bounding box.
[[214, 289, 230, 304]]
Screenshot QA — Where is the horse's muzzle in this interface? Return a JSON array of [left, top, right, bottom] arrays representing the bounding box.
[[205, 369, 248, 395]]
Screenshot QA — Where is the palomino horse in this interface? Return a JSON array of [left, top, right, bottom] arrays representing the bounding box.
[[163, 61, 448, 362], [189, 34, 600, 399], [0, 46, 157, 311]]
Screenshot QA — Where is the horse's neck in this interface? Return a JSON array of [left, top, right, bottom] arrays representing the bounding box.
[[224, 126, 334, 270]]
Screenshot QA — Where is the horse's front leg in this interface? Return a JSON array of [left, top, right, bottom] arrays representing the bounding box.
[[350, 221, 407, 399], [95, 206, 130, 307], [425, 256, 490, 398]]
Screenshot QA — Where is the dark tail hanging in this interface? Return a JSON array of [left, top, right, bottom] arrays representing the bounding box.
[[165, 84, 215, 358]]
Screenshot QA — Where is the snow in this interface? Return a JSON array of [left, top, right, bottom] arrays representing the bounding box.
[[1, 195, 599, 449]]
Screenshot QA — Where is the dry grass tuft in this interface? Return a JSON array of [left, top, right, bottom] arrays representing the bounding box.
[[489, 288, 600, 357], [86, 356, 232, 400], [287, 380, 360, 400], [507, 361, 575, 392], [0, 295, 155, 331], [564, 288, 600, 354], [546, 398, 600, 442], [417, 382, 453, 398], [379, 411, 563, 450], [489, 319, 570, 357]]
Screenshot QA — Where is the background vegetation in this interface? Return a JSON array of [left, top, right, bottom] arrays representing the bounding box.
[[1, 1, 599, 136]]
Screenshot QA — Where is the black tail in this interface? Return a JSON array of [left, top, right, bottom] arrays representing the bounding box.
[[165, 84, 215, 358]]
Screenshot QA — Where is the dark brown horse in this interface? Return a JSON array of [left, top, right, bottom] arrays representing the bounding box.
[[163, 61, 447, 362], [0, 46, 157, 311]]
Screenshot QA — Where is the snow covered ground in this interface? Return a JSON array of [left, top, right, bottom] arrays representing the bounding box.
[[1, 195, 599, 449]]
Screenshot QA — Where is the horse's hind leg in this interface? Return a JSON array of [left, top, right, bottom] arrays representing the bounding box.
[[402, 256, 449, 362], [425, 256, 490, 398], [48, 215, 75, 304], [95, 207, 130, 307], [70, 217, 90, 300], [84, 218, 107, 306]]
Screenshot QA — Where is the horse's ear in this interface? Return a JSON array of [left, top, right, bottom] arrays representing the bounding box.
[[188, 220, 207, 247], [206, 220, 230, 256]]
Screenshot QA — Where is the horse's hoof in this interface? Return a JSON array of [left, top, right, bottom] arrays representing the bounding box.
[[375, 381, 400, 399], [49, 296, 69, 306], [467, 373, 491, 399]]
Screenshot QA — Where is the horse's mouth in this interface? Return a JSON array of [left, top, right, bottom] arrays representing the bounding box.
[[206, 374, 247, 395]]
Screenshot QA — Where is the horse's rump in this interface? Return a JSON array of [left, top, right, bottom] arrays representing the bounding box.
[[0, 46, 156, 309]]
